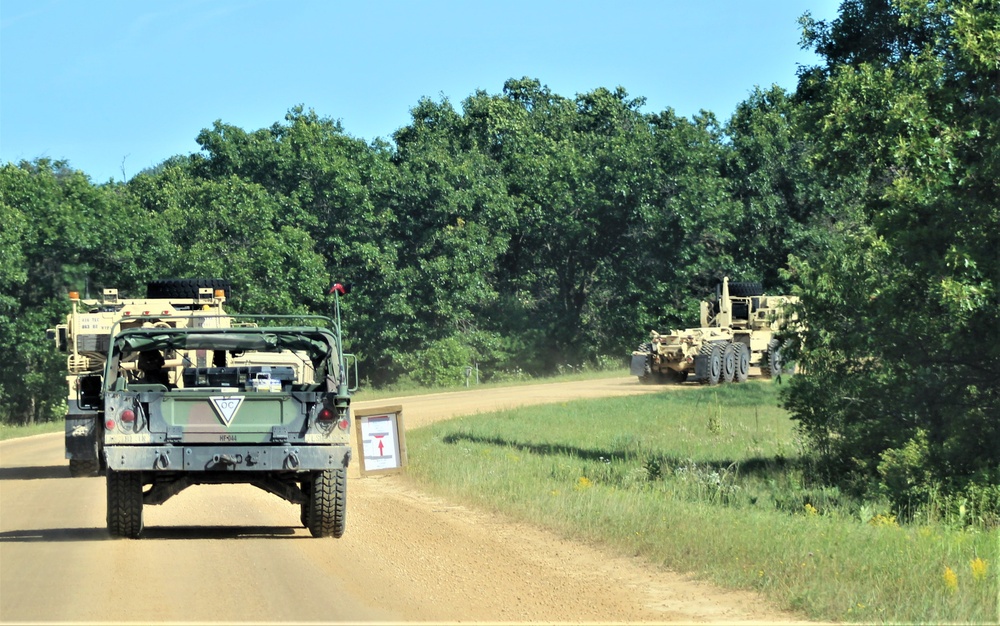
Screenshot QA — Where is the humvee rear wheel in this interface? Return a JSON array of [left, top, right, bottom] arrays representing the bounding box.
[[307, 469, 347, 538], [69, 459, 99, 477], [735, 343, 750, 382], [722, 343, 738, 383], [106, 469, 144, 538]]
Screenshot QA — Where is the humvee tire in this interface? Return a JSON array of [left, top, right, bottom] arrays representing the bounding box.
[[107, 469, 144, 538], [69, 459, 98, 477], [307, 468, 347, 538]]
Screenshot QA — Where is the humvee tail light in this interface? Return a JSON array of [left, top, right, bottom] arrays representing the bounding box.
[[317, 408, 334, 421], [105, 419, 116, 430], [121, 409, 136, 423], [68, 291, 80, 300], [337, 417, 349, 431]]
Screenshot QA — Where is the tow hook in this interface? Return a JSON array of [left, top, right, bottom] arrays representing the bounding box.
[[154, 450, 171, 469], [212, 453, 241, 467], [284, 450, 300, 470]]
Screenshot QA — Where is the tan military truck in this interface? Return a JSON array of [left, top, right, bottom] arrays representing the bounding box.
[[631, 277, 797, 385], [48, 279, 234, 476]]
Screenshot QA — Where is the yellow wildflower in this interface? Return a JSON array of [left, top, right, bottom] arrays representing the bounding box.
[[575, 476, 592, 491], [868, 513, 898, 527], [804, 503, 818, 516], [943, 566, 958, 593], [971, 558, 988, 582]]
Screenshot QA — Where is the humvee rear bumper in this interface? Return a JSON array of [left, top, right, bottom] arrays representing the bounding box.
[[105, 444, 351, 472]]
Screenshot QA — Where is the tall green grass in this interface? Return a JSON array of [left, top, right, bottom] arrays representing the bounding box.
[[405, 382, 998, 623]]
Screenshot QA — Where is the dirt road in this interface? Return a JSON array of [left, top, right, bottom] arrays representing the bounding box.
[[0, 376, 802, 623]]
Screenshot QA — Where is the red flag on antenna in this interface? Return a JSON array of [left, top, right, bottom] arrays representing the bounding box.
[[328, 282, 351, 295]]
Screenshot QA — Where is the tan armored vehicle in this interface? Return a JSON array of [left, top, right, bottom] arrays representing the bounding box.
[[631, 277, 797, 385], [48, 279, 236, 476]]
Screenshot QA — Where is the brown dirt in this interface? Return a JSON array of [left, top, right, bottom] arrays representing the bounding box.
[[0, 376, 810, 624]]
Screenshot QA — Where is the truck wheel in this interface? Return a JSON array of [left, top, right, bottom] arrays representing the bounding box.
[[722, 343, 738, 383], [702, 343, 723, 385], [146, 278, 231, 300], [107, 469, 144, 538], [635, 343, 660, 385], [761, 339, 783, 379], [735, 343, 750, 383], [69, 459, 98, 477], [307, 468, 347, 538]]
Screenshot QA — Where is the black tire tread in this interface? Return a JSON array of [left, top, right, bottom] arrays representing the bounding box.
[[761, 338, 783, 379], [727, 281, 765, 298], [722, 343, 738, 383], [107, 470, 143, 538], [307, 468, 347, 538], [146, 278, 231, 300], [69, 459, 98, 477], [735, 343, 750, 383], [700, 342, 723, 385]]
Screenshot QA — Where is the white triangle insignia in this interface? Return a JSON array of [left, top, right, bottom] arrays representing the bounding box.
[[209, 396, 244, 426]]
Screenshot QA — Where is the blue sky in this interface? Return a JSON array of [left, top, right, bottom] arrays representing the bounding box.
[[1, 0, 841, 184]]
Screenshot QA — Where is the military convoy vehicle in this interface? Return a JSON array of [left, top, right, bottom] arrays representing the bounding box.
[[631, 277, 797, 385], [48, 279, 235, 477], [49, 279, 356, 538]]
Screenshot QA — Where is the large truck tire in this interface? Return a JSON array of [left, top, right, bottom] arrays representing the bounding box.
[[107, 469, 144, 539], [735, 343, 750, 382], [728, 281, 765, 297], [146, 278, 231, 300], [722, 343, 738, 383], [701, 343, 723, 385], [761, 338, 783, 379]]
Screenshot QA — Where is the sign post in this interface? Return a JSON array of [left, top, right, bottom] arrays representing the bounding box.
[[354, 405, 407, 476]]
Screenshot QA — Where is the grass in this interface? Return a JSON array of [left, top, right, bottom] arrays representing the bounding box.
[[404, 381, 999, 624], [0, 419, 62, 441]]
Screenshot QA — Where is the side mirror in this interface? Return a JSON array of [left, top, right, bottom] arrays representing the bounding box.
[[78, 375, 103, 410]]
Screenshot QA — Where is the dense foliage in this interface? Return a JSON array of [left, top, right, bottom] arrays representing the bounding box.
[[784, 0, 999, 521], [1, 0, 996, 519]]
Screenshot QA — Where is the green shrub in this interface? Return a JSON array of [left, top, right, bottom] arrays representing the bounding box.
[[400, 336, 473, 387]]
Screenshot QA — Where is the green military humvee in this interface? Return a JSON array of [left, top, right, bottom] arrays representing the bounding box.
[[83, 307, 356, 539]]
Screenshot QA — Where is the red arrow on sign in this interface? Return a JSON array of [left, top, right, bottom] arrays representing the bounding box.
[[378, 439, 385, 455]]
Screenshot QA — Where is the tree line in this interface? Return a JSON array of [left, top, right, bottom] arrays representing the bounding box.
[[1, 0, 996, 521]]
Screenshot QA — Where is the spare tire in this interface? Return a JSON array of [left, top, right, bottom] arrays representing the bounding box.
[[146, 278, 231, 300], [727, 281, 765, 298]]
